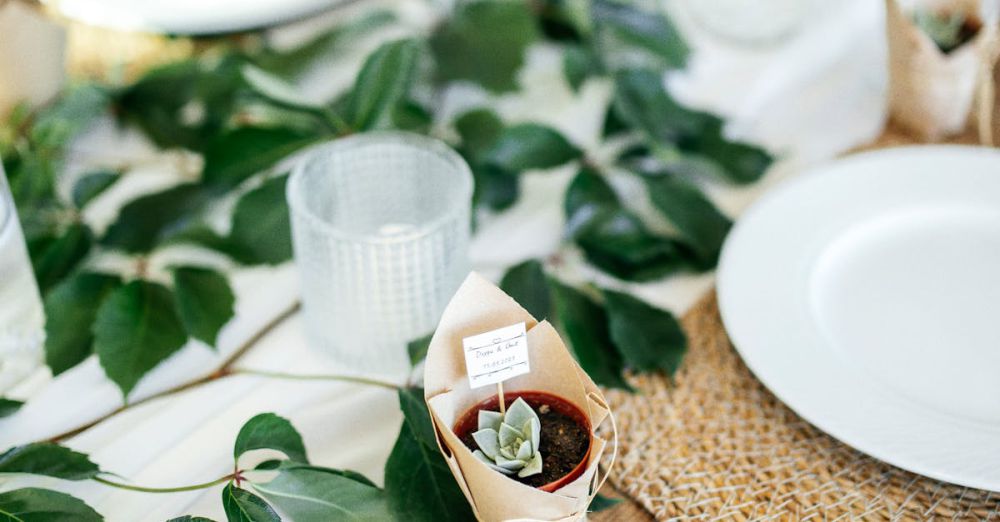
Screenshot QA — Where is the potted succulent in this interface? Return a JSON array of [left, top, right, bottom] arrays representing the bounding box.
[[885, 0, 997, 140], [454, 393, 592, 492], [424, 273, 616, 522]]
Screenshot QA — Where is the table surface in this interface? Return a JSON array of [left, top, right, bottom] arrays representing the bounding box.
[[0, 0, 891, 519]]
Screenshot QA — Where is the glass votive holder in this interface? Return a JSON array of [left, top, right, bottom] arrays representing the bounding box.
[[287, 132, 473, 378]]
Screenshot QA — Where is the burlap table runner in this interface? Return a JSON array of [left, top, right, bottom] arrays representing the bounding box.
[[593, 123, 1000, 521]]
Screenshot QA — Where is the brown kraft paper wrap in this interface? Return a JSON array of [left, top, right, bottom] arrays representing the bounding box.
[[886, 0, 998, 140], [424, 273, 617, 522]]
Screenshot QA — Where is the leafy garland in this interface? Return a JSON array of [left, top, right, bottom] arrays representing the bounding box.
[[0, 0, 771, 519]]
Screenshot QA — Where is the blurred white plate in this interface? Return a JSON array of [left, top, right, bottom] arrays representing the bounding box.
[[44, 0, 346, 34], [718, 145, 1000, 491]]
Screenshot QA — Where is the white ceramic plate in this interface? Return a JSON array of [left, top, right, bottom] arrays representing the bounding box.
[[717, 145, 1000, 491], [43, 0, 345, 34]]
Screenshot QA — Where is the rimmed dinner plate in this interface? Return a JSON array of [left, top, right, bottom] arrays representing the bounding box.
[[717, 145, 1000, 491]]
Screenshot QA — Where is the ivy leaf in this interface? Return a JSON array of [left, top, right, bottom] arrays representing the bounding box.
[[392, 100, 433, 133], [349, 39, 420, 131], [31, 222, 92, 295], [0, 398, 23, 418], [500, 259, 551, 320], [173, 267, 235, 347], [589, 493, 623, 512], [253, 463, 391, 521], [101, 184, 210, 254], [455, 109, 504, 158], [591, 0, 688, 71], [167, 516, 217, 522], [384, 391, 474, 522], [0, 488, 103, 521], [72, 170, 119, 208], [227, 174, 292, 265], [643, 174, 731, 266], [233, 413, 308, 464], [201, 127, 316, 193], [611, 68, 716, 143], [484, 124, 582, 172], [430, 0, 539, 92], [603, 290, 686, 375], [222, 483, 280, 522], [94, 281, 188, 398], [407, 334, 433, 368], [44, 272, 121, 376], [549, 280, 631, 390], [564, 167, 618, 219], [0, 443, 101, 480]]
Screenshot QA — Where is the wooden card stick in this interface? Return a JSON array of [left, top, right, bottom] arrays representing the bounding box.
[[497, 382, 506, 415]]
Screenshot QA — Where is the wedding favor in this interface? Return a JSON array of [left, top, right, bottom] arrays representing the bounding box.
[[885, 0, 998, 139], [424, 273, 617, 522]]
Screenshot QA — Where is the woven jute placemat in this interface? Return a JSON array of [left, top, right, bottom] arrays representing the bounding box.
[[593, 123, 1000, 521]]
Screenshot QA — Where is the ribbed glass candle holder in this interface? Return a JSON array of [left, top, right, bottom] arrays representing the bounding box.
[[287, 132, 472, 378]]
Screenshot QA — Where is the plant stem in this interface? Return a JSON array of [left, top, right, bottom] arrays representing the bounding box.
[[232, 369, 402, 391], [93, 474, 234, 493]]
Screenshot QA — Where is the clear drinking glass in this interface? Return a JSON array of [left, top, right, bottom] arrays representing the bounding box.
[[287, 132, 473, 378], [0, 163, 45, 394]]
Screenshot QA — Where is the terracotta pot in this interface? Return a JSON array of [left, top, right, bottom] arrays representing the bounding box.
[[453, 390, 592, 493]]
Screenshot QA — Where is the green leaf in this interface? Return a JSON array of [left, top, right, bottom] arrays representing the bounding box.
[[253, 464, 391, 521], [407, 334, 433, 367], [223, 483, 280, 522], [612, 69, 716, 143], [455, 109, 504, 159], [396, 388, 438, 450], [471, 163, 519, 212], [0, 488, 103, 521], [392, 100, 433, 133], [115, 58, 243, 152], [241, 64, 323, 112], [93, 280, 188, 398], [44, 272, 121, 376], [0, 398, 23, 418], [0, 443, 100, 480], [603, 290, 686, 375], [268, 461, 377, 488], [227, 174, 292, 265], [574, 209, 691, 281], [484, 124, 581, 172], [563, 44, 597, 92], [680, 121, 773, 184], [172, 267, 235, 347], [30, 84, 109, 149], [101, 184, 209, 254], [549, 280, 631, 390], [31, 222, 92, 295], [591, 0, 688, 70], [252, 10, 397, 78], [349, 39, 420, 131], [589, 493, 623, 512], [565, 169, 690, 281], [430, 0, 539, 92], [384, 411, 474, 522], [233, 413, 308, 464], [500, 259, 551, 320], [202, 127, 316, 193], [643, 174, 731, 266], [167, 516, 217, 522], [72, 170, 119, 208]]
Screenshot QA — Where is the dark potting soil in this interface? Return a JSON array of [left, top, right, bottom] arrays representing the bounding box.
[[460, 402, 589, 488]]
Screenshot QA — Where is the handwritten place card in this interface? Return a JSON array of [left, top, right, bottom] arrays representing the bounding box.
[[462, 322, 530, 389]]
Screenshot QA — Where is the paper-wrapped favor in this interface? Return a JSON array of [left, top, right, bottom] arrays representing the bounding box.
[[424, 273, 616, 522], [886, 0, 998, 140]]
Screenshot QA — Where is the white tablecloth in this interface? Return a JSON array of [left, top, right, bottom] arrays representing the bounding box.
[[0, 0, 888, 519]]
